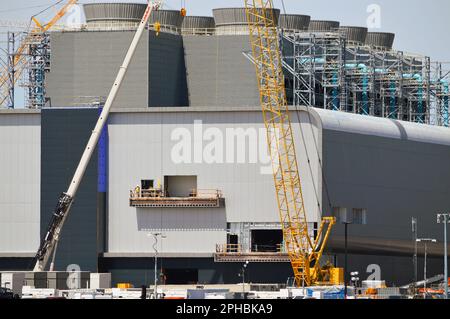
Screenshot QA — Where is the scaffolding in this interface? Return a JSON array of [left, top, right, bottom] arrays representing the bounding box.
[[0, 31, 51, 109], [281, 29, 449, 127], [283, 30, 346, 111], [20, 33, 51, 109]]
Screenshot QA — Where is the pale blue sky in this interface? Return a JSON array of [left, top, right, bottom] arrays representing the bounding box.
[[0, 0, 449, 107], [1, 0, 449, 60]]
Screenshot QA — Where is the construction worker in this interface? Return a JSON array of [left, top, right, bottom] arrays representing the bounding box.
[[135, 185, 141, 197]]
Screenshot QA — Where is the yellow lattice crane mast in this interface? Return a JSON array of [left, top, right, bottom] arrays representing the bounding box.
[[244, 0, 341, 287], [0, 0, 78, 107]]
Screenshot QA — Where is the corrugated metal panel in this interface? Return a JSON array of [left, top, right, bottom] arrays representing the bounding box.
[[212, 7, 280, 26], [365, 32, 395, 49], [148, 10, 185, 28], [182, 16, 215, 29], [339, 26, 368, 44], [83, 3, 147, 23], [0, 114, 40, 253], [308, 20, 340, 32], [279, 14, 310, 31]]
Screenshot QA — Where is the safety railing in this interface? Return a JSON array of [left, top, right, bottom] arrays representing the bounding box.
[[130, 188, 222, 199], [214, 243, 289, 263], [130, 187, 224, 208], [216, 243, 284, 254], [216, 244, 242, 254]]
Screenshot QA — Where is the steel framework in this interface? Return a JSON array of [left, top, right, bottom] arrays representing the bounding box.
[[0, 0, 77, 108], [281, 28, 449, 127]]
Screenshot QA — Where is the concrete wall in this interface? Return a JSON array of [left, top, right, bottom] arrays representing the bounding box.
[[0, 112, 40, 254], [106, 108, 322, 254]]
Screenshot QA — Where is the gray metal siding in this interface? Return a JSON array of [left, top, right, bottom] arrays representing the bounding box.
[[0, 114, 40, 253], [47, 31, 149, 108], [323, 129, 450, 242], [148, 32, 188, 107], [106, 110, 321, 253], [183, 35, 260, 107], [41, 109, 99, 271]]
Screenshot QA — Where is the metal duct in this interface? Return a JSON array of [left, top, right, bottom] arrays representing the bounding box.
[[279, 14, 310, 31], [308, 20, 340, 32], [339, 26, 368, 44], [181, 16, 215, 29], [365, 32, 395, 50]]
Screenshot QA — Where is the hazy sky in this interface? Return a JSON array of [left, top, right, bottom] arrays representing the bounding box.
[[0, 0, 449, 107], [1, 0, 449, 61]]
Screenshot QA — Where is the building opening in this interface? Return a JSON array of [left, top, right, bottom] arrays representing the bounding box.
[[251, 229, 283, 253], [163, 269, 198, 285], [227, 233, 239, 252], [164, 175, 197, 197], [141, 179, 154, 190]]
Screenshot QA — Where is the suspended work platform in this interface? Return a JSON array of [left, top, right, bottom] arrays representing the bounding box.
[[129, 188, 225, 208]]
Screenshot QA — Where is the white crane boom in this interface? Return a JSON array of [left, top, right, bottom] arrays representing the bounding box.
[[33, 1, 162, 272]]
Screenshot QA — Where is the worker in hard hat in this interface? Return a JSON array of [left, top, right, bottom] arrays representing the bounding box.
[[135, 185, 141, 198]]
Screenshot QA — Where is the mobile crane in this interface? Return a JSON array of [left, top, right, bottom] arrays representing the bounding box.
[[33, 1, 162, 272], [244, 0, 341, 286]]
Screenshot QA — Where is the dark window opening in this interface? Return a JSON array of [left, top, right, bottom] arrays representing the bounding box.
[[141, 180, 154, 190], [163, 269, 198, 285], [163, 175, 197, 197], [251, 229, 283, 253], [227, 234, 239, 252]]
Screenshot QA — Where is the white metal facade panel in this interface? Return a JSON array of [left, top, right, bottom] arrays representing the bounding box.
[[0, 114, 40, 253], [107, 110, 322, 253]]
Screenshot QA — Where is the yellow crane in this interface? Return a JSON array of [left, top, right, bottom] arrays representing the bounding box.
[[244, 0, 342, 286], [0, 0, 78, 107]]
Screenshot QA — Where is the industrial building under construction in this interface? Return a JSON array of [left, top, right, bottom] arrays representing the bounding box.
[[0, 2, 450, 291]]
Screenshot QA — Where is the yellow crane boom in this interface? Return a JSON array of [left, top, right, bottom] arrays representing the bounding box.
[[0, 0, 78, 107], [245, 0, 339, 286]]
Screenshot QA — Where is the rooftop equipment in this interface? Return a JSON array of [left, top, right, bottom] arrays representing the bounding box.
[[278, 14, 311, 31], [365, 32, 395, 50], [84, 3, 147, 26], [339, 26, 368, 44], [308, 20, 340, 32], [213, 7, 280, 35], [181, 16, 215, 35]]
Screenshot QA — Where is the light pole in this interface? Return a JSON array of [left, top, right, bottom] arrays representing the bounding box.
[[437, 213, 450, 299], [350, 271, 360, 298], [239, 261, 249, 299], [416, 238, 437, 298], [148, 232, 166, 299], [412, 217, 418, 287], [342, 221, 353, 298]]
